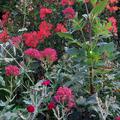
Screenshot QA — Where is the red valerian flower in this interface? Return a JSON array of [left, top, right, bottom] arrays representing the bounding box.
[[83, 0, 89, 3], [27, 105, 35, 113], [108, 16, 117, 33], [48, 101, 55, 110], [55, 23, 67, 33], [54, 86, 76, 108], [39, 21, 53, 38], [24, 48, 43, 60], [23, 31, 39, 48], [5, 65, 20, 76], [43, 48, 57, 62], [61, 0, 75, 6], [42, 80, 50, 86], [11, 36, 22, 48], [115, 116, 120, 120], [62, 7, 75, 19], [1, 11, 10, 26], [0, 29, 9, 43], [40, 7, 52, 19]]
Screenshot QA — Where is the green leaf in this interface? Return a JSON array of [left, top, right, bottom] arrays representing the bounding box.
[[0, 76, 5, 86], [90, 0, 97, 6], [0, 88, 11, 94], [57, 32, 74, 40], [90, 0, 108, 20]]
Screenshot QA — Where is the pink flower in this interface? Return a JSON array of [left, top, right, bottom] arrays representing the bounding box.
[[27, 105, 35, 113], [54, 87, 76, 108], [62, 7, 75, 19], [43, 48, 57, 62], [108, 16, 117, 33], [11, 36, 22, 48], [61, 0, 75, 6], [0, 29, 9, 43], [40, 7, 52, 19], [5, 65, 20, 76], [55, 23, 67, 33], [115, 116, 120, 120], [42, 80, 50, 86], [23, 31, 40, 48], [24, 48, 43, 60], [39, 21, 53, 38], [48, 101, 55, 110]]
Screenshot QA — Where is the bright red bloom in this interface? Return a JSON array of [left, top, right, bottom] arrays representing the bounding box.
[[5, 65, 20, 76], [27, 105, 35, 113], [42, 80, 50, 86], [43, 48, 57, 62], [0, 29, 9, 43], [108, 16, 117, 33], [24, 48, 43, 60], [48, 101, 55, 110], [62, 7, 75, 19], [115, 116, 120, 120], [54, 87, 76, 108], [23, 31, 39, 48], [39, 21, 53, 38], [40, 7, 52, 19], [83, 0, 89, 3], [1, 11, 10, 26], [55, 23, 67, 33], [61, 0, 75, 6], [11, 36, 22, 48]]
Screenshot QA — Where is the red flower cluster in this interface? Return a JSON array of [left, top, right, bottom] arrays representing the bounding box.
[[23, 31, 40, 48], [0, 29, 9, 43], [107, 0, 118, 12], [24, 48, 43, 60], [62, 7, 75, 19], [54, 87, 76, 108], [55, 23, 67, 33], [61, 0, 75, 6], [1, 11, 10, 26], [27, 105, 35, 113], [40, 7, 52, 19], [42, 80, 50, 86], [115, 116, 120, 120], [24, 48, 57, 62], [48, 101, 55, 110], [108, 16, 117, 33], [11, 36, 22, 48], [43, 48, 57, 62], [5, 65, 20, 76], [38, 21, 53, 38]]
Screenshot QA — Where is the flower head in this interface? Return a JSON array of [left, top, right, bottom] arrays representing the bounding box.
[[27, 105, 35, 113], [5, 65, 20, 76], [0, 29, 9, 43], [62, 7, 75, 19], [43, 48, 57, 62], [55, 23, 67, 33], [23, 31, 39, 48], [40, 7, 52, 19], [54, 86, 76, 108], [24, 48, 43, 60], [11, 36, 22, 48], [61, 0, 75, 6], [48, 101, 55, 110], [115, 116, 120, 120], [42, 80, 50, 86]]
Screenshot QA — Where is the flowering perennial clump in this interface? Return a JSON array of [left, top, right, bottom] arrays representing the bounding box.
[[54, 87, 76, 108], [62, 7, 75, 19], [5, 65, 20, 76], [40, 7, 52, 19]]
